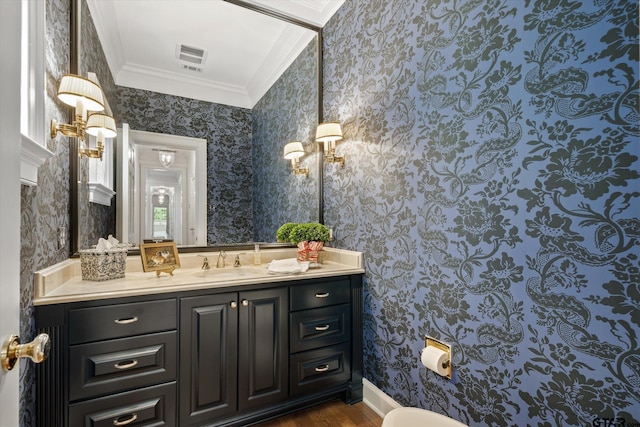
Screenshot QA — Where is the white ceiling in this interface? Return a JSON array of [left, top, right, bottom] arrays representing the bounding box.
[[87, 0, 344, 109]]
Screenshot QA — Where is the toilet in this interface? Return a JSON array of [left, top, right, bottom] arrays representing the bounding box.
[[382, 407, 468, 427]]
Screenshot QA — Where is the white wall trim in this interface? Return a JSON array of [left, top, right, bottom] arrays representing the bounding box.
[[88, 182, 116, 206], [20, 133, 53, 187], [19, 0, 50, 187], [362, 377, 401, 418]]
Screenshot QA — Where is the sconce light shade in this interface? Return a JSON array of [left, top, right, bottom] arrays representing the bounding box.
[[283, 141, 308, 177], [315, 122, 343, 142], [158, 150, 176, 168], [51, 74, 113, 160], [316, 122, 345, 167], [56, 74, 105, 112], [86, 113, 117, 139], [283, 141, 305, 160]]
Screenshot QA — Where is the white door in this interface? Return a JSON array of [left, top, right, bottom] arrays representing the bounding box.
[[0, 0, 23, 423]]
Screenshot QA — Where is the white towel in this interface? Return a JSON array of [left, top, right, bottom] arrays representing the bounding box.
[[267, 258, 309, 274], [95, 238, 113, 251]]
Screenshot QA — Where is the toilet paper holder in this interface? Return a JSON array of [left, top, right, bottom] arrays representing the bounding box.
[[425, 336, 452, 379]]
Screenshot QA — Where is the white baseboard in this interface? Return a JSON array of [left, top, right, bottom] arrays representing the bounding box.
[[362, 378, 401, 418]]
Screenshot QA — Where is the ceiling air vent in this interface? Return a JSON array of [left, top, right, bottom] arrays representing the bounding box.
[[175, 44, 207, 66]]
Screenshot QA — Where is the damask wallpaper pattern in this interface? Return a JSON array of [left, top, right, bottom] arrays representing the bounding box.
[[116, 87, 254, 244], [252, 39, 320, 242], [323, 0, 639, 425], [78, 0, 117, 248], [18, 0, 639, 426]]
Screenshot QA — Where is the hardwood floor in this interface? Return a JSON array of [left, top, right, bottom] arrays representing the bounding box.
[[255, 400, 383, 427]]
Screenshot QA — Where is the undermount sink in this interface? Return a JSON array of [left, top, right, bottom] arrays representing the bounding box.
[[191, 267, 264, 280]]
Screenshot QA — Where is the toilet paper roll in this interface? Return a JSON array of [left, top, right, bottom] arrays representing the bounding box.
[[421, 346, 449, 376]]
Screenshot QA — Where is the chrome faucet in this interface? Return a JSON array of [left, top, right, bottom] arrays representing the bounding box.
[[234, 254, 241, 267], [201, 256, 210, 270], [216, 250, 227, 268]]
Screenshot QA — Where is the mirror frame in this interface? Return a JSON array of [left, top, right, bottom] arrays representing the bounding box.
[[69, 0, 325, 256]]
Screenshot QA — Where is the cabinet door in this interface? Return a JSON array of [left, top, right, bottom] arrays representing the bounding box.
[[180, 293, 238, 426], [238, 287, 288, 411]]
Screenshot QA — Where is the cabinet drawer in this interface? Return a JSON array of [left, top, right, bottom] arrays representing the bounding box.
[[290, 304, 350, 353], [290, 343, 351, 396], [69, 299, 176, 344], [290, 279, 350, 311], [69, 382, 176, 427], [69, 331, 177, 401]]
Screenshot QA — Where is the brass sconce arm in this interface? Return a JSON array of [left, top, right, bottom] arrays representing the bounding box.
[[292, 157, 309, 176], [51, 115, 86, 140], [78, 140, 104, 159], [324, 147, 345, 167]]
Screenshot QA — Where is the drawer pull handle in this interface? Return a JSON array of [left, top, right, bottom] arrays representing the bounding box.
[[315, 325, 331, 331], [315, 292, 330, 298], [113, 413, 138, 426], [315, 364, 330, 372], [114, 359, 138, 370], [114, 317, 138, 325]]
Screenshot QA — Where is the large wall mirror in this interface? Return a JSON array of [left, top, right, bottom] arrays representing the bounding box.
[[71, 0, 324, 255]]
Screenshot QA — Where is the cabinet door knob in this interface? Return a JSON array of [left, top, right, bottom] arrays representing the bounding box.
[[114, 316, 138, 325], [230, 301, 238, 309], [1, 333, 50, 372], [241, 299, 249, 307], [112, 413, 138, 426], [315, 292, 330, 298]]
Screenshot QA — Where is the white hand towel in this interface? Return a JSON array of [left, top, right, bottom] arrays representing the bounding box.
[[268, 258, 309, 274]]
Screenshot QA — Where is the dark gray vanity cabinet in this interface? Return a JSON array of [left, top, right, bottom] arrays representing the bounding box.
[[35, 298, 178, 427], [180, 293, 238, 425], [34, 274, 363, 427], [179, 287, 288, 426], [289, 279, 353, 395]]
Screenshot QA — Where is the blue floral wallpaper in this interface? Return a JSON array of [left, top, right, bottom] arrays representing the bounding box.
[[252, 38, 320, 242], [323, 0, 639, 425], [19, 0, 639, 426], [116, 87, 254, 244]]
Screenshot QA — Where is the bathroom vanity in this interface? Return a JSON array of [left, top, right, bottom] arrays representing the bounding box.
[[33, 248, 364, 427]]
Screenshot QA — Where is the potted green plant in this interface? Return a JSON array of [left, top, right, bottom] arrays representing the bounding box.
[[276, 222, 298, 243], [288, 223, 330, 266]]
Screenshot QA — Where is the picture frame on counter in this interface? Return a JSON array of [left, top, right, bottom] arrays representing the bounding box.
[[140, 241, 181, 276]]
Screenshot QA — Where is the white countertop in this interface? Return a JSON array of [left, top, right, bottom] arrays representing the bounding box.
[[34, 247, 364, 305]]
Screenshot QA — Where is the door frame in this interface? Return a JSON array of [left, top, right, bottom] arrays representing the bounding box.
[[0, 0, 24, 423]]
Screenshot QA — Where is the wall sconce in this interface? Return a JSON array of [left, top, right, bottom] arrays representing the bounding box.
[[157, 150, 176, 168], [283, 141, 309, 177], [82, 113, 117, 159], [50, 74, 116, 160], [316, 122, 344, 167]]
